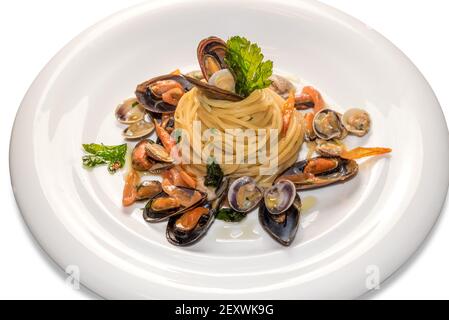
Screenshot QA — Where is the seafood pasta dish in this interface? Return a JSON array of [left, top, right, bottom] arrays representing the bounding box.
[[81, 36, 391, 247]]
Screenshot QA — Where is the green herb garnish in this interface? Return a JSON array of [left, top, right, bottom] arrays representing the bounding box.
[[205, 161, 224, 188], [131, 101, 140, 108], [82, 143, 127, 173], [216, 208, 247, 223], [225, 36, 273, 97], [172, 129, 183, 144]]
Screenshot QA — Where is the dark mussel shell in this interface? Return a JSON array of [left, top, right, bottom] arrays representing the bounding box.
[[166, 178, 229, 246], [259, 194, 301, 246], [197, 36, 228, 81], [143, 187, 207, 223], [184, 75, 243, 102], [135, 74, 193, 114], [276, 157, 358, 190]]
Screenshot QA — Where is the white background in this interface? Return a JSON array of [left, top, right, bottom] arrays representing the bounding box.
[[1, 0, 448, 300]]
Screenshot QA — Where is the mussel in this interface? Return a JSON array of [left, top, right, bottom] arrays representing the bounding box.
[[259, 185, 301, 246], [184, 75, 242, 101], [135, 74, 193, 114], [197, 36, 228, 81], [188, 36, 243, 101], [136, 180, 163, 201], [313, 109, 346, 140], [131, 139, 174, 172], [166, 177, 229, 246], [143, 186, 207, 223], [341, 108, 371, 137], [228, 176, 263, 213], [276, 157, 358, 190]]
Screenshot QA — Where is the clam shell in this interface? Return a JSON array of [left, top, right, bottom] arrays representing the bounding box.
[[228, 176, 263, 213], [313, 109, 345, 140], [145, 140, 173, 163], [269, 74, 295, 99], [263, 180, 297, 215], [115, 98, 145, 124], [123, 116, 154, 140], [341, 108, 371, 137]]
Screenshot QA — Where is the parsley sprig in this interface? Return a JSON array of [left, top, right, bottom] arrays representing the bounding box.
[[82, 143, 127, 173], [216, 208, 247, 223], [225, 36, 273, 97]]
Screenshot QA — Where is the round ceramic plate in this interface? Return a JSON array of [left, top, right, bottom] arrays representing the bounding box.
[[10, 0, 449, 299]]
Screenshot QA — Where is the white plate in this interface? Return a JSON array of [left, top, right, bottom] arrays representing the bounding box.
[[10, 0, 449, 299]]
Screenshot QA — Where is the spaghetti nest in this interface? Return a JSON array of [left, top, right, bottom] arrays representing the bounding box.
[[174, 87, 304, 186]]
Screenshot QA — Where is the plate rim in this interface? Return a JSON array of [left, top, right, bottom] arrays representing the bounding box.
[[9, 0, 449, 299]]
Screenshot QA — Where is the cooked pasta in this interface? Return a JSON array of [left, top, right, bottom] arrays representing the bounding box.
[[175, 87, 304, 186]]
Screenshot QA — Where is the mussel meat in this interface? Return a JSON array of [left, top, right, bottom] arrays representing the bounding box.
[[131, 139, 173, 172], [276, 157, 358, 190], [135, 74, 193, 114], [143, 186, 207, 223], [228, 176, 263, 213], [341, 108, 371, 137], [259, 193, 301, 246], [313, 109, 346, 140], [136, 180, 163, 201], [197, 36, 228, 81], [166, 177, 229, 246]]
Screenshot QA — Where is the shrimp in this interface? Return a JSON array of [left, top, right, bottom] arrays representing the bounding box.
[[304, 112, 316, 141], [178, 167, 197, 188], [340, 147, 392, 160], [301, 86, 325, 113], [122, 169, 140, 207], [295, 93, 314, 110], [154, 120, 176, 153], [281, 91, 296, 135]]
